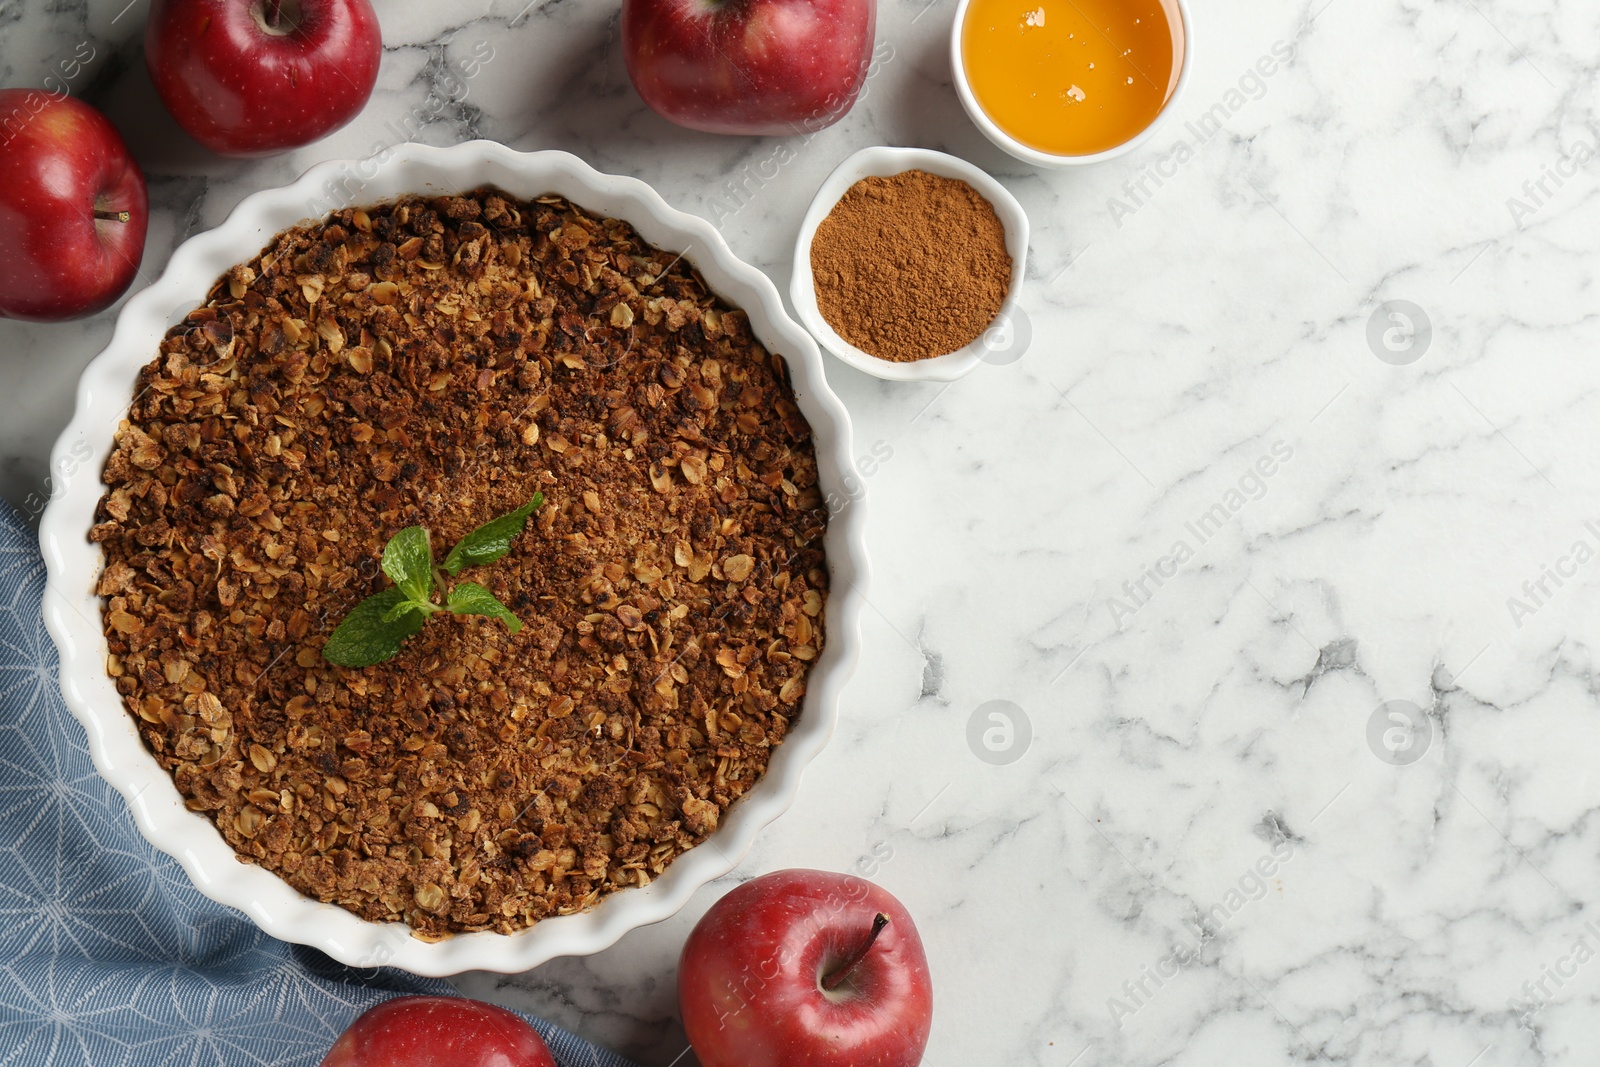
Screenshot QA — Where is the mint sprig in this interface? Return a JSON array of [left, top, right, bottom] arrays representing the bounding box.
[[322, 493, 544, 668]]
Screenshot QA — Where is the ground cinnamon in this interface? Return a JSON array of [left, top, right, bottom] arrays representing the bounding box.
[[809, 169, 1011, 363]]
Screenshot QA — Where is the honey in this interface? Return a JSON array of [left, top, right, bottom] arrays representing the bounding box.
[[961, 0, 1184, 156]]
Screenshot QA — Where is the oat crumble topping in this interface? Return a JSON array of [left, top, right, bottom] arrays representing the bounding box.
[[91, 188, 828, 937]]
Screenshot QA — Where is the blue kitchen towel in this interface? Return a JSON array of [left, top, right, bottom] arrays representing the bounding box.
[[0, 499, 637, 1067]]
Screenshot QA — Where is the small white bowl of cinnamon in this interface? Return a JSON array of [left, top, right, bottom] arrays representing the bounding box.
[[791, 146, 1029, 382]]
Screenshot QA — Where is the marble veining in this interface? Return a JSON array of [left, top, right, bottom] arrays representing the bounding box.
[[6, 0, 1600, 1063]]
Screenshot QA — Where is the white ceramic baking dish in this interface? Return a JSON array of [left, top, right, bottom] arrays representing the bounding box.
[[37, 140, 868, 976]]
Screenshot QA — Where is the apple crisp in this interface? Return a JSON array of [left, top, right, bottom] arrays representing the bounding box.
[[90, 188, 828, 937]]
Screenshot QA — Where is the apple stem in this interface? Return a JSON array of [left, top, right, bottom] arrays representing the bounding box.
[[266, 0, 283, 29], [94, 210, 131, 223], [820, 913, 890, 992]]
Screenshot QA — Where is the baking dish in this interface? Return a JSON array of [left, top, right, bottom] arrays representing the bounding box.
[[38, 140, 868, 976]]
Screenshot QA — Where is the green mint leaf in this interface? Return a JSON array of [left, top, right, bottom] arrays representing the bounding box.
[[446, 581, 523, 634], [381, 525, 434, 603], [322, 587, 429, 667], [442, 493, 544, 577], [381, 598, 427, 624]]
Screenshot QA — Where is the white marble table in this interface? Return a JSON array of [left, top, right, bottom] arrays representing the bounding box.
[[5, 0, 1600, 1064]]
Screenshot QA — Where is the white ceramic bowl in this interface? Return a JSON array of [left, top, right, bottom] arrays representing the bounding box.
[[950, 0, 1192, 168], [38, 141, 868, 977], [790, 146, 1029, 383]]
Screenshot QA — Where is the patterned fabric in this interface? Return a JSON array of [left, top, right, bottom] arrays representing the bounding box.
[[0, 500, 635, 1067]]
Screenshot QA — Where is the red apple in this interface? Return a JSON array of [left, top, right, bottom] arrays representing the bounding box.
[[0, 91, 147, 322], [623, 0, 876, 136], [679, 869, 933, 1067], [146, 0, 382, 157], [320, 996, 556, 1067]]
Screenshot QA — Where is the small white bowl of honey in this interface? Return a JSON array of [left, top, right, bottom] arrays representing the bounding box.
[[952, 0, 1191, 167]]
